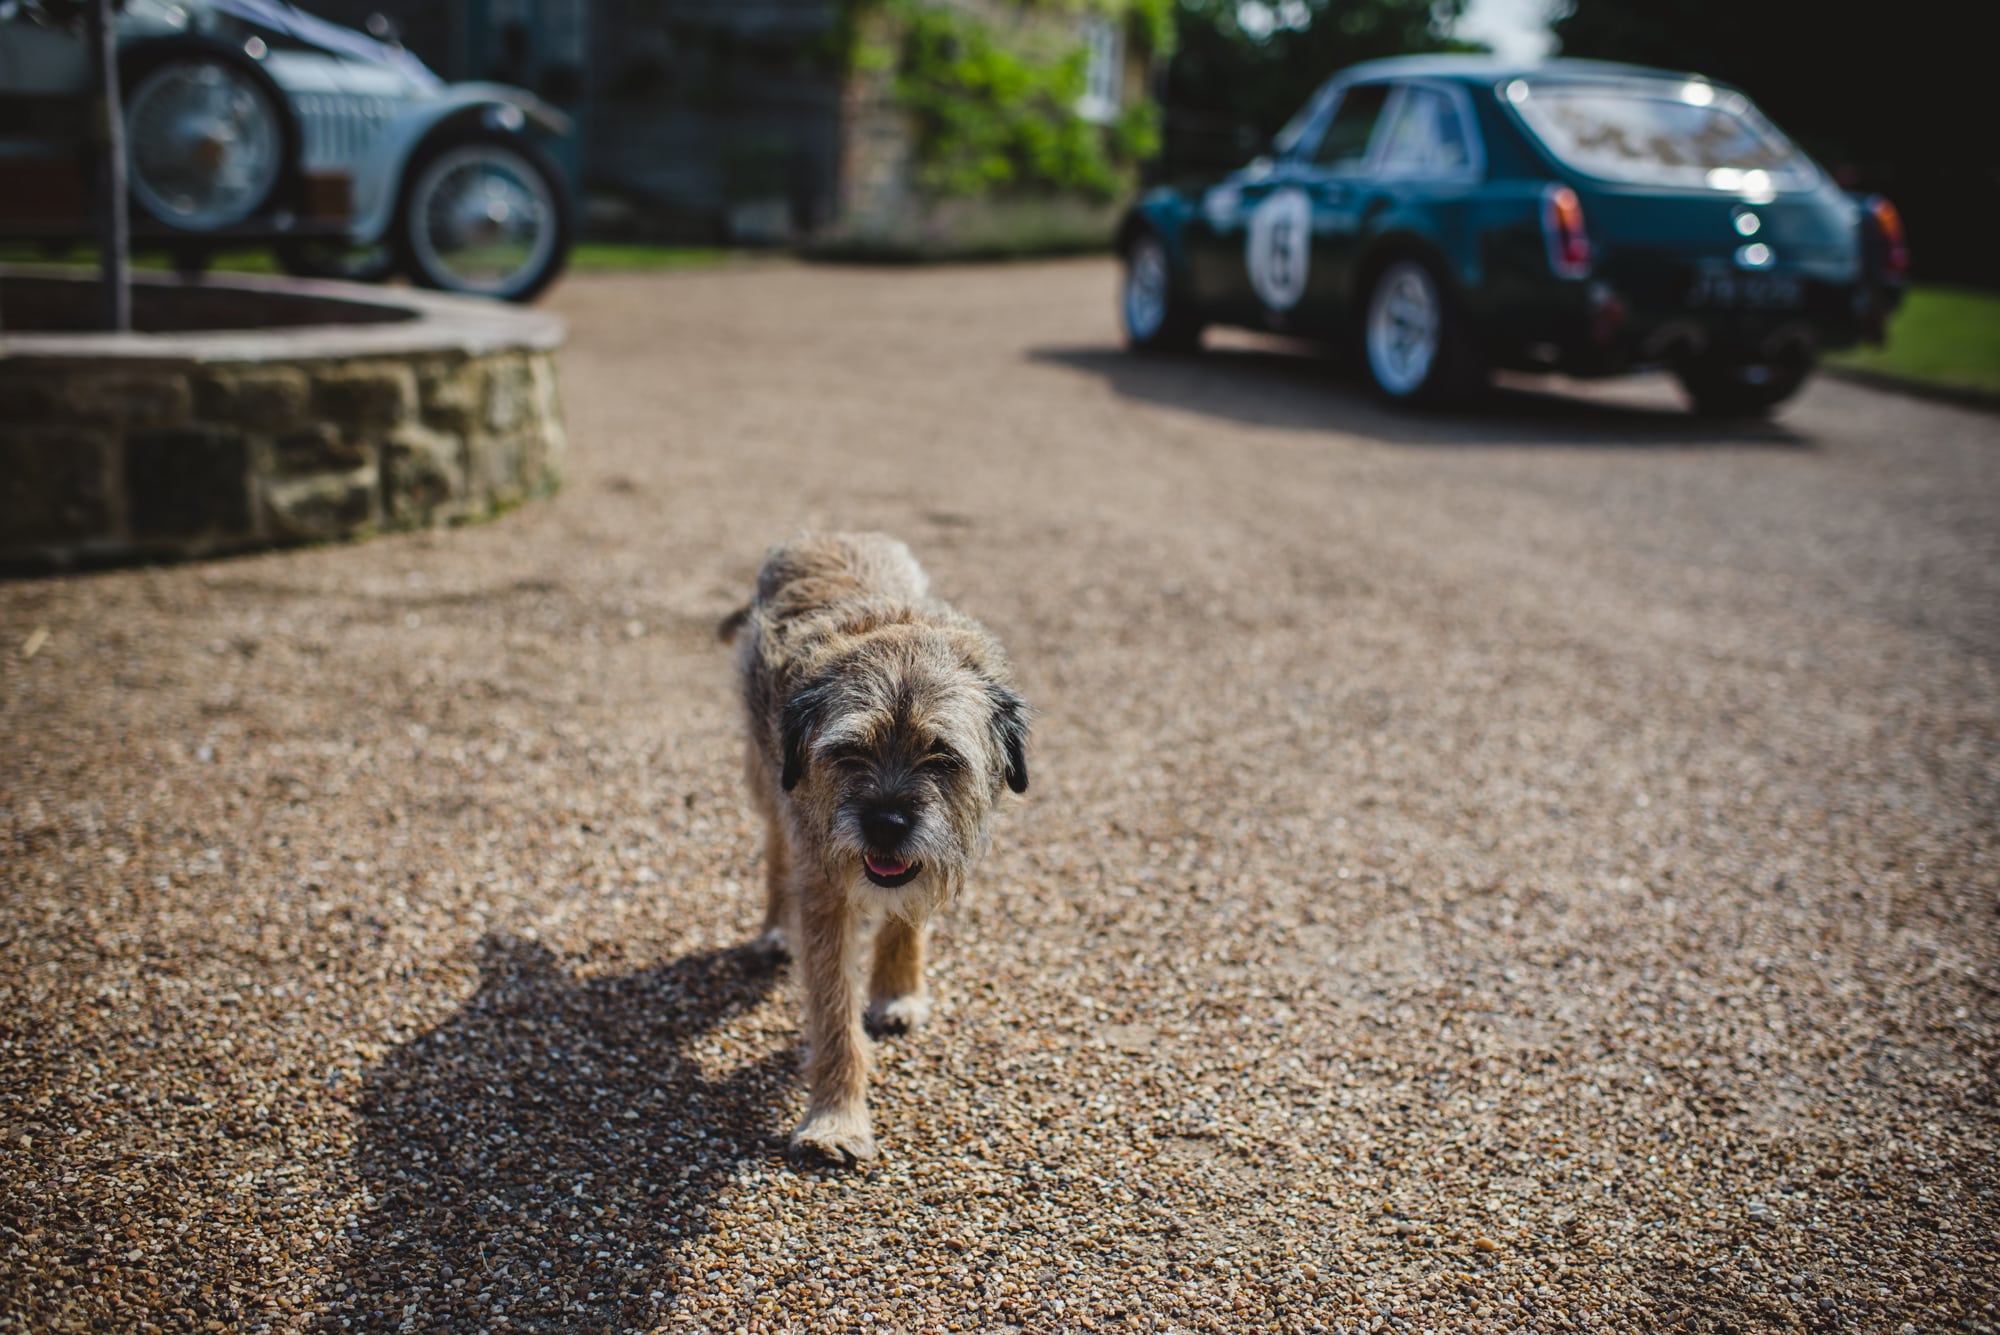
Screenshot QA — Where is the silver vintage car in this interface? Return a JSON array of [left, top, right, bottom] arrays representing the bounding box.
[[0, 0, 572, 301]]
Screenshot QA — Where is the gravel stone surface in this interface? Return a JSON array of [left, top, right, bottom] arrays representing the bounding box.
[[4, 259, 1998, 1333]]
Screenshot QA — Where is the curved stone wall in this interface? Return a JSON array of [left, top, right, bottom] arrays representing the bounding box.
[[0, 269, 566, 571]]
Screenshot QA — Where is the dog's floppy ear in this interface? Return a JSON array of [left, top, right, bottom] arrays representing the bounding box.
[[986, 682, 1030, 794], [779, 682, 827, 792]]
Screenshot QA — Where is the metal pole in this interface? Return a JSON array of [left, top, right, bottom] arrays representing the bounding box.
[[88, 0, 130, 332]]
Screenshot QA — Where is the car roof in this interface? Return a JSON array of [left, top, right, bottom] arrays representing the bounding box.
[[1335, 53, 1722, 89]]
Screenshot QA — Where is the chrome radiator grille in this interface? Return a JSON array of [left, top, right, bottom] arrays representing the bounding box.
[[291, 95, 403, 171]]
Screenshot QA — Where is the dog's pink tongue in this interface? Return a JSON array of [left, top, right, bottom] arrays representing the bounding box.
[[865, 854, 912, 877]]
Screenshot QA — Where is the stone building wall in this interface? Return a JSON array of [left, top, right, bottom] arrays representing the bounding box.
[[823, 0, 1162, 256]]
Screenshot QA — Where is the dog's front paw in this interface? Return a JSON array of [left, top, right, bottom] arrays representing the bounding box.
[[753, 926, 790, 961], [865, 992, 932, 1036], [791, 1105, 877, 1166]]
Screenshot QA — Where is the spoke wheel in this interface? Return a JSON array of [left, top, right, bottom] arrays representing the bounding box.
[[124, 54, 286, 231], [396, 131, 571, 303], [1361, 256, 1484, 407], [1120, 231, 1201, 353], [1366, 261, 1442, 397], [1125, 237, 1169, 341]]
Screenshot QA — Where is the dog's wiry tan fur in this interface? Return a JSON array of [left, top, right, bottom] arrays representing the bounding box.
[[724, 532, 1028, 1163]]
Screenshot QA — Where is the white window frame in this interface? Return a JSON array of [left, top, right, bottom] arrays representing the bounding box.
[[1288, 78, 1486, 185], [1370, 81, 1486, 183], [1077, 16, 1123, 125]]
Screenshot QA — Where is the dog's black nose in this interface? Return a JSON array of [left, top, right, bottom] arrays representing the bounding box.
[[860, 806, 912, 849]]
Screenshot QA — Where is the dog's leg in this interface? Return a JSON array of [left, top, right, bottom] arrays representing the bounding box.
[[866, 917, 931, 1034], [754, 809, 791, 958], [791, 881, 877, 1164], [746, 741, 790, 958]]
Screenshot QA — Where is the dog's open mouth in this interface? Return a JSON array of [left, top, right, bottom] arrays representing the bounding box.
[[863, 854, 921, 888]]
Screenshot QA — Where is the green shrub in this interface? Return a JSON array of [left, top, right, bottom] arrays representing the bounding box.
[[883, 1, 1163, 203]]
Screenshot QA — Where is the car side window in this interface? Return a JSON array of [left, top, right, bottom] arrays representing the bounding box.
[[1375, 85, 1476, 177], [1273, 82, 1340, 159], [1311, 84, 1393, 170]]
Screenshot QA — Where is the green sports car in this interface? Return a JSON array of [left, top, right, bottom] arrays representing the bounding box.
[[1117, 55, 1909, 415]]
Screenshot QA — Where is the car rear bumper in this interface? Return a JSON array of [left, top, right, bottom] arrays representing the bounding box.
[[1494, 269, 1880, 377]]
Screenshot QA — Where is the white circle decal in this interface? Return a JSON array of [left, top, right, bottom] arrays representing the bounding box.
[[1246, 186, 1312, 312]]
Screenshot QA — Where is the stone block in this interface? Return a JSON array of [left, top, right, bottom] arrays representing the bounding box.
[[483, 357, 533, 433], [418, 359, 483, 434], [263, 469, 378, 541], [124, 427, 251, 539], [528, 353, 562, 423], [313, 363, 416, 429], [0, 373, 64, 424], [194, 367, 310, 432], [528, 419, 566, 494], [467, 431, 528, 510], [381, 425, 465, 526], [527, 354, 567, 484], [69, 372, 192, 430], [273, 423, 371, 476], [0, 426, 118, 546]]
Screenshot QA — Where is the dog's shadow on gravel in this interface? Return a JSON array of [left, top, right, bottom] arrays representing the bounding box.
[[1030, 344, 1812, 449], [318, 936, 794, 1332]]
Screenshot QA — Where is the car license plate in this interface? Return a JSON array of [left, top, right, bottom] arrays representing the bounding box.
[[1688, 266, 1804, 310]]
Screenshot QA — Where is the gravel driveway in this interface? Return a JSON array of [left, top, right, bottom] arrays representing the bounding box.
[[4, 259, 1997, 1333]]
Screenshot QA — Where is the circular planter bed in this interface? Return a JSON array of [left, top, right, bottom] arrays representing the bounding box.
[[0, 267, 566, 571]]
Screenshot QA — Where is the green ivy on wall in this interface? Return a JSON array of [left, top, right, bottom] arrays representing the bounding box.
[[853, 0, 1167, 203]]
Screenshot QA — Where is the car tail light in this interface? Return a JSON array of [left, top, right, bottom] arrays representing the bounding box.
[[1542, 184, 1592, 279], [1864, 195, 1909, 284]]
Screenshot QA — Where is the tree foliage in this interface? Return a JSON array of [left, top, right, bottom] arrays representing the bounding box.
[[1163, 0, 1472, 176], [897, 7, 1117, 198], [887, 1, 1166, 201]]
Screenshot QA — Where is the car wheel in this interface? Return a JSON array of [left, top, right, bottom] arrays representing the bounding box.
[[1675, 349, 1815, 418], [121, 44, 291, 232], [1121, 231, 1201, 353], [1361, 257, 1483, 406], [393, 128, 571, 303], [274, 239, 400, 285]]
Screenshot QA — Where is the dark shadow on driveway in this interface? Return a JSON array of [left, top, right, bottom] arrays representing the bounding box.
[[318, 937, 793, 1332], [1028, 344, 1812, 449]]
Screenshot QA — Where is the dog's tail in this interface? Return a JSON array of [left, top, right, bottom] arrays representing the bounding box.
[[717, 602, 752, 645]]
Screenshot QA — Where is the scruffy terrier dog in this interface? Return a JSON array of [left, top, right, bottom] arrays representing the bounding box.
[[721, 532, 1029, 1164]]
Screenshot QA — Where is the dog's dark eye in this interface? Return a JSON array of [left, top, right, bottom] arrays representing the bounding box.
[[827, 745, 870, 770], [921, 744, 962, 773]]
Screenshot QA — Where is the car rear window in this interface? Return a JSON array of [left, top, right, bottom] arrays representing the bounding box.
[[1510, 80, 1816, 193]]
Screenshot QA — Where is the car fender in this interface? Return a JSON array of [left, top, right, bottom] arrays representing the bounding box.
[[1116, 191, 1204, 295], [1117, 191, 1192, 254], [349, 88, 572, 242], [1351, 221, 1474, 325]]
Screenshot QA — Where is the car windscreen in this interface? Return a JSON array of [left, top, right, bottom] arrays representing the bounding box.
[[1510, 80, 1816, 192], [1272, 83, 1336, 159]]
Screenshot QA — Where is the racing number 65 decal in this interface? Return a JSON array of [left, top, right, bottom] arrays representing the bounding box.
[[1246, 186, 1312, 312]]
